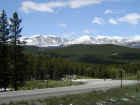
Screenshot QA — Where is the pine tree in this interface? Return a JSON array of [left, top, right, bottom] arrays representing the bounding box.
[[9, 12, 26, 91], [0, 10, 10, 91]]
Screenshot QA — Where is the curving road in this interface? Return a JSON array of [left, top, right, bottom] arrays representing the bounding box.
[[0, 79, 137, 104]]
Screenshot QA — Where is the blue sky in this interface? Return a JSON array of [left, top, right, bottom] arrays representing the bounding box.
[[0, 0, 140, 39]]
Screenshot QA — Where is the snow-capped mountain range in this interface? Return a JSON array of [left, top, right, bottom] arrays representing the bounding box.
[[20, 35, 68, 47], [20, 34, 140, 48]]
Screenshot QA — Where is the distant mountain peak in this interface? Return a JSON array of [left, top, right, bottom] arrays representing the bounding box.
[[20, 34, 67, 47], [65, 35, 95, 45], [31, 34, 57, 38], [78, 35, 92, 40]]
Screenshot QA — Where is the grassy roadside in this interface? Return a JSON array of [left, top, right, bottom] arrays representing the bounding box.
[[127, 75, 138, 80], [2, 84, 140, 105], [77, 76, 95, 79], [18, 80, 84, 90]]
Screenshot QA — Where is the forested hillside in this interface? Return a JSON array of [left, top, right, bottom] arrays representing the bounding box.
[[24, 44, 140, 64]]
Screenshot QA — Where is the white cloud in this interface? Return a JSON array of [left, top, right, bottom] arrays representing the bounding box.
[[69, 0, 102, 8], [104, 9, 113, 14], [108, 13, 140, 25], [58, 24, 67, 28], [92, 17, 104, 24], [21, 0, 102, 13], [118, 13, 140, 24], [109, 18, 118, 24], [104, 9, 123, 15], [84, 29, 90, 34], [21, 1, 67, 13]]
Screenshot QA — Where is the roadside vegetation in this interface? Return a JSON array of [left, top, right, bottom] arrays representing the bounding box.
[[77, 76, 95, 79], [18, 80, 84, 90], [1, 84, 140, 105]]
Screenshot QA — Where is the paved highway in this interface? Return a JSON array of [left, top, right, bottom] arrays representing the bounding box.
[[0, 79, 137, 104]]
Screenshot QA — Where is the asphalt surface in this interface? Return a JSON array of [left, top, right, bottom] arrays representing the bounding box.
[[0, 79, 137, 104]]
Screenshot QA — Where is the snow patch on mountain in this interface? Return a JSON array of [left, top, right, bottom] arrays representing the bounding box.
[[65, 35, 96, 45]]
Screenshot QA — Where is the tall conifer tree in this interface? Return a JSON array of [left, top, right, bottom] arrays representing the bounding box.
[[9, 12, 26, 91], [0, 10, 10, 91]]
